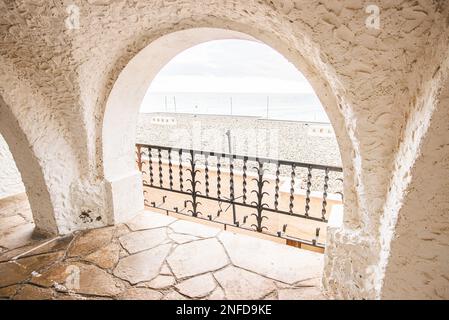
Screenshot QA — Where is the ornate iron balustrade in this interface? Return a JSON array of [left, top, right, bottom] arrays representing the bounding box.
[[136, 143, 343, 249]]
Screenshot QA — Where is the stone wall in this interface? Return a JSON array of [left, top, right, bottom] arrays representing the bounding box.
[[0, 135, 25, 199]]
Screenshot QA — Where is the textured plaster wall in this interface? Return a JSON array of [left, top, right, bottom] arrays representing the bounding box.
[[136, 113, 342, 166], [0, 0, 448, 299], [380, 58, 449, 300], [0, 134, 25, 199]]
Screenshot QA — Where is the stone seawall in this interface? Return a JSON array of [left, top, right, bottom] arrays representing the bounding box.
[[136, 113, 343, 194]]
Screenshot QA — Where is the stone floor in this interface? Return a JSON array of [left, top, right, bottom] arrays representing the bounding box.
[[0, 194, 326, 300]]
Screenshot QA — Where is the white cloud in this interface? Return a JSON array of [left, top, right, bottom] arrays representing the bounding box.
[[148, 75, 314, 93], [140, 39, 329, 122]]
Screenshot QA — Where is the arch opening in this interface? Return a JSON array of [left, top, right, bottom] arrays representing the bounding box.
[[136, 38, 344, 250], [102, 27, 354, 231]]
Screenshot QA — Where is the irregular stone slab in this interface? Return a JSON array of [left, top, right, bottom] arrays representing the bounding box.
[[126, 212, 177, 231], [264, 292, 278, 300], [276, 277, 322, 289], [208, 287, 226, 300], [160, 263, 172, 275], [169, 233, 199, 244], [167, 238, 228, 278], [0, 243, 40, 263], [54, 293, 112, 300], [0, 215, 28, 234], [218, 232, 323, 284], [176, 273, 217, 298], [68, 227, 115, 257], [119, 288, 163, 300], [278, 287, 326, 300], [0, 194, 29, 218], [54, 293, 87, 300], [114, 224, 132, 238], [31, 262, 123, 297], [28, 235, 74, 257], [276, 281, 293, 289], [113, 244, 171, 284], [294, 277, 322, 288], [13, 285, 54, 300], [0, 235, 73, 263], [119, 228, 167, 254], [214, 266, 276, 300], [29, 263, 68, 288], [0, 251, 64, 288], [147, 275, 176, 289], [163, 290, 188, 300], [170, 220, 221, 238], [161, 238, 172, 245], [84, 242, 121, 270], [119, 248, 129, 259]]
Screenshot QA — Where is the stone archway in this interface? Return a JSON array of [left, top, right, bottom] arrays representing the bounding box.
[[101, 26, 356, 230], [0, 95, 58, 236], [100, 26, 360, 299], [379, 59, 449, 300]]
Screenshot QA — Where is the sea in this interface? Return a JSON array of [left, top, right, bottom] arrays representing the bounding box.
[[140, 92, 330, 123]]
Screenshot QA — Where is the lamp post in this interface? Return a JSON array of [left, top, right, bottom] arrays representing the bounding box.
[[266, 96, 270, 119], [230, 97, 233, 115], [226, 130, 232, 154]]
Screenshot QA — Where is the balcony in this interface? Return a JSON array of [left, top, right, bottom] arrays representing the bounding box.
[[137, 144, 344, 251], [0, 145, 342, 300]]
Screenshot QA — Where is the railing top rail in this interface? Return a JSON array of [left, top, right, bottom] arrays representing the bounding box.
[[136, 143, 343, 172]]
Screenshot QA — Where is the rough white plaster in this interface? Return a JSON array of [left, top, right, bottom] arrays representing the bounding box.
[[100, 24, 355, 246], [0, 0, 447, 299], [0, 134, 25, 199]]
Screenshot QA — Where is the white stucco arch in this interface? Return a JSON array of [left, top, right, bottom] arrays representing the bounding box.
[[101, 27, 356, 231], [1, 0, 448, 300]]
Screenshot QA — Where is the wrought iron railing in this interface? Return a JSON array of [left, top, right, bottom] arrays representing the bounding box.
[[136, 143, 343, 249]]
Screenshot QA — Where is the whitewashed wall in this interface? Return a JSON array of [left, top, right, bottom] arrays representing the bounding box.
[[1, 0, 448, 299], [0, 134, 25, 199]]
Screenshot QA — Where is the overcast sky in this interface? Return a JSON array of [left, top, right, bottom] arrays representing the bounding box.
[[147, 39, 317, 93]]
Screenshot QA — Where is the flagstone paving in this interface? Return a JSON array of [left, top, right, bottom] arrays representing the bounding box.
[[218, 231, 323, 284], [0, 197, 327, 300], [175, 273, 217, 298], [167, 238, 229, 278]]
